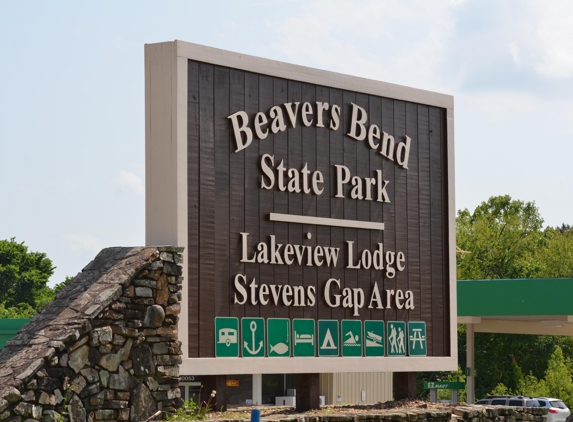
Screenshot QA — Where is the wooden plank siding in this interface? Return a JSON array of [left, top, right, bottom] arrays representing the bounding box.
[[186, 61, 450, 358]]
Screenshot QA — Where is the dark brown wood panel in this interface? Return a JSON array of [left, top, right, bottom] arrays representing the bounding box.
[[329, 88, 345, 324], [272, 77, 289, 320], [228, 69, 245, 323], [186, 61, 451, 358], [213, 66, 231, 320], [301, 82, 317, 320], [287, 81, 304, 321], [429, 106, 445, 356], [368, 95, 384, 322], [417, 104, 433, 355], [394, 100, 408, 324], [405, 102, 421, 321], [244, 72, 260, 319], [258, 75, 275, 320], [187, 61, 200, 358], [316, 85, 332, 320], [342, 90, 357, 320], [198, 63, 216, 357], [355, 93, 371, 321], [381, 98, 396, 323]]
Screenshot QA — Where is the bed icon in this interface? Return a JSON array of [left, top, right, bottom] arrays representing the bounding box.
[[294, 331, 314, 346]]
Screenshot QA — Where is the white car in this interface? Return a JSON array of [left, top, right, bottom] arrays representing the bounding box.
[[536, 397, 570, 422]]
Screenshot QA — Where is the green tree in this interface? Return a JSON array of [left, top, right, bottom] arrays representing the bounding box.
[[536, 227, 573, 278], [0, 238, 55, 309], [544, 346, 573, 407], [457, 195, 545, 280]]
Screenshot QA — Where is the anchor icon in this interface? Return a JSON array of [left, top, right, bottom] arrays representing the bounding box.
[[244, 320, 263, 355]]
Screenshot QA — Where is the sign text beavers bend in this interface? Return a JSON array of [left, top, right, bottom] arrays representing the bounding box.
[[228, 102, 414, 317]]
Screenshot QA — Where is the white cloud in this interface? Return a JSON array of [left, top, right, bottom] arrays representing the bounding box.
[[63, 233, 106, 256], [272, 0, 458, 92], [529, 1, 573, 79], [461, 91, 537, 122], [113, 35, 126, 51], [508, 43, 520, 68], [117, 170, 144, 196]]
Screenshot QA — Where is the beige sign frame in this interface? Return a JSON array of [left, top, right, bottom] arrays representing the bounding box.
[[145, 40, 457, 375]]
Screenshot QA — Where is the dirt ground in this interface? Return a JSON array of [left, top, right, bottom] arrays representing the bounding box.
[[208, 399, 452, 420]]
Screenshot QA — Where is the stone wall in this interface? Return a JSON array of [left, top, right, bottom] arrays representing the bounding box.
[[0, 246, 183, 422]]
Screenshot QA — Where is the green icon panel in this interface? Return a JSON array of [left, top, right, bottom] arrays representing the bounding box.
[[292, 319, 315, 357], [241, 318, 265, 357], [341, 320, 362, 357], [364, 320, 385, 357], [215, 317, 239, 357], [318, 320, 339, 356], [267, 318, 290, 357], [408, 322, 427, 356], [387, 321, 406, 356]]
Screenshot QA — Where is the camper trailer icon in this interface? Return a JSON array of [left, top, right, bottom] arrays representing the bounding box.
[[218, 328, 238, 346]]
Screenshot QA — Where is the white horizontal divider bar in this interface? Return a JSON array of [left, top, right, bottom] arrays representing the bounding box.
[[269, 213, 384, 231]]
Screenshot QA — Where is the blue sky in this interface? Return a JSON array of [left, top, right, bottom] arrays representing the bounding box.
[[1, 0, 572, 285]]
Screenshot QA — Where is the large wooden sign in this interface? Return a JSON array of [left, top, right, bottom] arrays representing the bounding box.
[[145, 41, 457, 375]]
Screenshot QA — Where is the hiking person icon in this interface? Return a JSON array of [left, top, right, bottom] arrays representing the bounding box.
[[397, 327, 405, 353], [388, 324, 397, 353]]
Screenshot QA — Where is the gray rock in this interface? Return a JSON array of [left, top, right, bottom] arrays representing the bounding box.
[[112, 334, 126, 346], [143, 305, 165, 328], [165, 303, 180, 316], [0, 399, 7, 413], [147, 261, 163, 270], [152, 342, 168, 355], [1, 387, 22, 403], [155, 275, 169, 306], [118, 408, 130, 421], [80, 368, 98, 384], [80, 383, 99, 399], [163, 262, 182, 276], [89, 327, 112, 347], [132, 344, 155, 376], [53, 389, 63, 404], [68, 394, 86, 422], [154, 354, 181, 366], [118, 338, 133, 363], [32, 405, 42, 419], [15, 358, 44, 382], [42, 410, 62, 422], [98, 344, 112, 354], [159, 252, 174, 262], [94, 410, 114, 420], [109, 366, 130, 391], [98, 352, 120, 372], [156, 366, 178, 377], [145, 377, 158, 392], [133, 279, 157, 288], [69, 375, 86, 395], [68, 345, 90, 373], [99, 370, 109, 388], [14, 403, 33, 417], [59, 354, 69, 367], [0, 411, 8, 421], [130, 381, 156, 422], [22, 390, 35, 402], [39, 392, 55, 406], [135, 287, 152, 298]]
